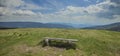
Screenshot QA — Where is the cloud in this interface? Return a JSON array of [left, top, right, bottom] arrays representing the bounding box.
[[12, 10, 37, 16], [0, 7, 41, 16], [43, 0, 120, 24], [0, 0, 45, 16], [0, 7, 13, 16], [0, 0, 45, 10], [0, 0, 24, 7], [55, 3, 105, 16], [0, 0, 120, 25], [110, 0, 120, 4], [95, 0, 120, 19]]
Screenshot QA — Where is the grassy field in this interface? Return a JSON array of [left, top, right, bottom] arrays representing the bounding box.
[[0, 28, 120, 56]]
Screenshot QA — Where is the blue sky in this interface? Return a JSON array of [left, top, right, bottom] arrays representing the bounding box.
[[0, 0, 120, 25]]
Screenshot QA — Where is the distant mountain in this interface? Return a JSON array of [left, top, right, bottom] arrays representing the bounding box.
[[51, 23, 96, 28], [0, 22, 73, 28], [69, 24, 96, 28], [84, 22, 120, 31]]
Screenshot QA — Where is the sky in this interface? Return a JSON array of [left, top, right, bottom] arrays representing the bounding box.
[[0, 0, 120, 25]]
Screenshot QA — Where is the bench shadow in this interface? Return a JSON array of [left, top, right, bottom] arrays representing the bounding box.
[[38, 40, 77, 50]]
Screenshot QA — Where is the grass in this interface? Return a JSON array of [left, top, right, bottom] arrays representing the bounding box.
[[0, 28, 120, 56]]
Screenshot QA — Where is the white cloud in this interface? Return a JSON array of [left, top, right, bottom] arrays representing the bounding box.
[[55, 4, 105, 15], [0, 0, 45, 16], [0, 7, 12, 15], [0, 7, 40, 16], [41, 0, 120, 24], [113, 15, 120, 19], [0, 0, 24, 8], [0, 0, 120, 25], [86, 5, 104, 14], [97, 0, 118, 7], [13, 10, 37, 16]]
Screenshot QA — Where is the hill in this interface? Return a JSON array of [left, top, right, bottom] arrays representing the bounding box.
[[0, 28, 120, 56], [54, 23, 96, 28], [84, 22, 120, 31], [0, 22, 73, 28]]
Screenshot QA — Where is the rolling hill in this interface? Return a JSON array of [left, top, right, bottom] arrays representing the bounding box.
[[84, 22, 120, 31], [0, 28, 120, 56], [0, 22, 73, 28]]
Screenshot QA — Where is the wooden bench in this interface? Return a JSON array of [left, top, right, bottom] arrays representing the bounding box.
[[43, 37, 78, 46]]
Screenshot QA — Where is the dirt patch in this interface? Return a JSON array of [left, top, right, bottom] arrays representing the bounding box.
[[5, 44, 41, 56], [12, 44, 41, 53], [6, 44, 84, 56], [115, 49, 120, 56]]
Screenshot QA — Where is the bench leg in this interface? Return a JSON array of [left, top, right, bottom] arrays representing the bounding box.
[[45, 39, 49, 46]]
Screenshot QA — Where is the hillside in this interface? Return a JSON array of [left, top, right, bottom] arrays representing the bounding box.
[[0, 28, 120, 56], [84, 22, 120, 31], [0, 22, 73, 28]]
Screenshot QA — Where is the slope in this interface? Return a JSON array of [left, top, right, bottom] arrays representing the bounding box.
[[84, 22, 120, 31], [0, 28, 120, 56], [0, 22, 73, 28]]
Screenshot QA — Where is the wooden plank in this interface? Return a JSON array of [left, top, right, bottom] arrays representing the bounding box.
[[44, 37, 78, 42], [44, 37, 78, 46]]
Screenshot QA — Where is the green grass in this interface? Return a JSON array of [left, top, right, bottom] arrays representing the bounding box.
[[0, 28, 120, 56]]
